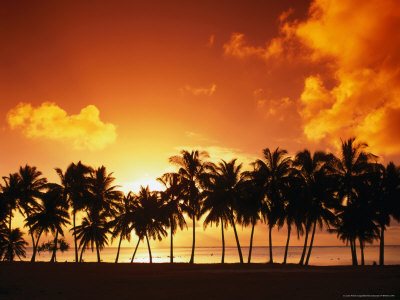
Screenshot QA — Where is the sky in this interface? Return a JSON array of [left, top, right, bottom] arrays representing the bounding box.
[[1, 0, 400, 248]]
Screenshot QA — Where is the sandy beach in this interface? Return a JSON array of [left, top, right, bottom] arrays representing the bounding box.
[[0, 263, 399, 299]]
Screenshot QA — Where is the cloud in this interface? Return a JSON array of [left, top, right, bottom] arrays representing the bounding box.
[[180, 84, 216, 96], [7, 102, 117, 150], [224, 0, 400, 155], [206, 34, 215, 48], [254, 88, 293, 119]]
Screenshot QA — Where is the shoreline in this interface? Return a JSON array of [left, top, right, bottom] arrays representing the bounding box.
[[1, 262, 399, 299]]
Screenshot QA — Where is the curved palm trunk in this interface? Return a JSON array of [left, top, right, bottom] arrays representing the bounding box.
[[299, 225, 309, 265], [79, 246, 85, 262], [50, 230, 59, 262], [131, 239, 140, 263], [95, 240, 101, 263], [145, 234, 152, 263], [170, 220, 173, 264], [115, 234, 123, 263], [359, 238, 365, 266], [30, 230, 43, 262], [73, 211, 78, 263], [350, 238, 358, 266], [283, 223, 291, 264], [230, 211, 243, 263], [221, 218, 225, 264], [268, 225, 273, 263], [189, 214, 196, 264], [379, 225, 385, 266], [248, 221, 255, 263], [305, 221, 317, 266]]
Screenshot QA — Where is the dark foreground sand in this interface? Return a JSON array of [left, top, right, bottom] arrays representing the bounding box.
[[1, 263, 399, 299]]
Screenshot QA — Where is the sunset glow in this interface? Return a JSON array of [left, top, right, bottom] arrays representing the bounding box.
[[1, 0, 400, 249]]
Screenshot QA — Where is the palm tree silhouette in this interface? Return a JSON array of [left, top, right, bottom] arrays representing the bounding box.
[[74, 211, 110, 262], [235, 171, 263, 263], [1, 228, 28, 262], [169, 150, 209, 264], [133, 186, 167, 263], [158, 173, 187, 263], [252, 148, 290, 263], [331, 138, 376, 265], [108, 192, 135, 263], [18, 165, 47, 262], [25, 184, 70, 262], [1, 173, 20, 233], [55, 161, 92, 263], [293, 150, 336, 265]]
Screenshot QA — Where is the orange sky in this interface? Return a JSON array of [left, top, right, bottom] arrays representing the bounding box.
[[1, 0, 400, 248]]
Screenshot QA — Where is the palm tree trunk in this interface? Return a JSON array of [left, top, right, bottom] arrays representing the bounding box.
[[221, 217, 225, 264], [79, 246, 85, 262], [189, 214, 195, 264], [248, 221, 255, 263], [31, 230, 43, 262], [350, 238, 358, 266], [268, 225, 273, 263], [170, 220, 173, 264], [379, 224, 384, 266], [359, 238, 365, 266], [145, 234, 152, 263], [299, 225, 309, 265], [115, 234, 123, 263], [283, 223, 291, 264], [50, 230, 59, 262], [131, 239, 140, 263], [230, 211, 243, 264], [95, 240, 101, 263], [73, 211, 78, 263], [305, 221, 317, 266]]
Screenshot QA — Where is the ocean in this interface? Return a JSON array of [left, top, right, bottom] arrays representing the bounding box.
[[23, 245, 400, 265]]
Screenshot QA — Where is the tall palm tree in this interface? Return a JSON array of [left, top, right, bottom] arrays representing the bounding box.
[[252, 147, 291, 263], [1, 173, 20, 232], [25, 185, 70, 262], [158, 173, 187, 263], [133, 186, 167, 263], [108, 192, 135, 263], [169, 150, 209, 264], [373, 162, 400, 265], [331, 138, 376, 265], [235, 174, 263, 264], [293, 150, 337, 265], [17, 165, 47, 261], [73, 211, 110, 262], [55, 161, 92, 263]]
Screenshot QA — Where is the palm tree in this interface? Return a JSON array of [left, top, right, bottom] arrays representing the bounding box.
[[1, 228, 28, 262], [235, 173, 263, 263], [55, 161, 92, 263], [252, 148, 291, 263], [169, 150, 209, 264], [158, 173, 187, 263], [25, 185, 70, 262], [373, 162, 400, 265], [293, 150, 337, 265], [1, 173, 20, 232], [108, 192, 135, 263], [331, 138, 376, 265], [133, 186, 167, 263], [73, 211, 110, 262]]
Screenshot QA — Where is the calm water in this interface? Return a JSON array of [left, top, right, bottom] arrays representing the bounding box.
[[24, 245, 400, 265]]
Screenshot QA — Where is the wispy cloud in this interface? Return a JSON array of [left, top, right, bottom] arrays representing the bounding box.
[[7, 102, 117, 150], [180, 84, 216, 97], [224, 0, 400, 155]]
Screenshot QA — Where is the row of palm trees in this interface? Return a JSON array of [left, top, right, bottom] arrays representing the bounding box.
[[0, 138, 399, 265]]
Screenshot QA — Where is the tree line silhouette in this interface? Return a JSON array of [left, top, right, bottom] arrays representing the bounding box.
[[0, 138, 399, 266]]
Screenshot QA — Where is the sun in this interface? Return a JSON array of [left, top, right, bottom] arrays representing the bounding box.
[[119, 178, 165, 194]]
